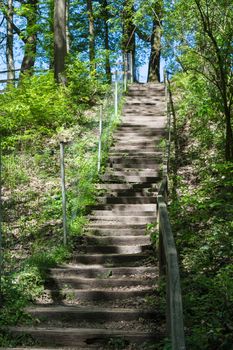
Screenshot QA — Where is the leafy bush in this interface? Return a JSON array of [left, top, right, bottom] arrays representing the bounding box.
[[0, 72, 75, 148], [0, 60, 109, 150]]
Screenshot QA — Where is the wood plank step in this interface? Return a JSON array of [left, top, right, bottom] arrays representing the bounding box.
[[88, 216, 155, 224], [105, 168, 160, 175], [95, 190, 157, 198], [86, 223, 148, 229], [111, 145, 158, 151], [42, 287, 155, 302], [79, 235, 151, 245], [101, 176, 160, 185], [49, 266, 158, 278], [84, 228, 148, 236], [96, 196, 157, 204], [109, 151, 163, 157], [89, 203, 157, 210], [45, 276, 155, 289], [76, 244, 151, 254], [90, 210, 155, 216], [71, 253, 154, 265], [109, 154, 162, 161], [8, 327, 162, 346], [109, 163, 161, 170], [26, 306, 160, 322]]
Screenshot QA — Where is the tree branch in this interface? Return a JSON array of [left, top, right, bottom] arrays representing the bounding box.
[[135, 27, 151, 42]]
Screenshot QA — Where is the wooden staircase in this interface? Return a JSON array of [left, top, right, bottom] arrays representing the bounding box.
[[6, 83, 167, 349]]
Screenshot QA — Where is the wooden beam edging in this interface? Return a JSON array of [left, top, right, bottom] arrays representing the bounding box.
[[157, 186, 186, 350]]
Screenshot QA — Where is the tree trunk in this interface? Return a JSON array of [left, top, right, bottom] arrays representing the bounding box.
[[6, 0, 15, 85], [54, 0, 67, 83], [66, 0, 70, 53], [87, 0, 95, 70], [49, 0, 54, 69], [102, 0, 111, 82], [122, 0, 136, 81], [20, 0, 38, 76], [148, 2, 162, 82], [224, 107, 233, 161]]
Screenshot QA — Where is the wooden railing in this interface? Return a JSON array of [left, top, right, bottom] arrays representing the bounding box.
[[156, 71, 186, 350]]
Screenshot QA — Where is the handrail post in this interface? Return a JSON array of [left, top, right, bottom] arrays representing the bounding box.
[[60, 141, 68, 245], [97, 104, 103, 173], [114, 70, 118, 118], [158, 194, 167, 277], [129, 52, 133, 84], [123, 52, 127, 92]]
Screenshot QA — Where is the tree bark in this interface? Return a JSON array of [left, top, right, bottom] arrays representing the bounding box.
[[122, 0, 136, 81], [148, 1, 162, 82], [54, 0, 67, 83], [87, 0, 95, 70], [66, 0, 70, 53], [101, 0, 111, 82], [224, 106, 233, 161], [49, 0, 54, 69], [20, 0, 38, 76], [6, 0, 15, 84]]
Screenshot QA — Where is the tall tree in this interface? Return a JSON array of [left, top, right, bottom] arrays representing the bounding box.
[[148, 0, 163, 82], [164, 0, 233, 160], [54, 0, 67, 82], [6, 0, 15, 84], [101, 0, 111, 82], [122, 0, 136, 80], [87, 0, 95, 69], [1, 0, 38, 76], [20, 0, 38, 74]]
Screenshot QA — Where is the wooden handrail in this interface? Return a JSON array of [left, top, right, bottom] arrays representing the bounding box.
[[156, 71, 186, 350]]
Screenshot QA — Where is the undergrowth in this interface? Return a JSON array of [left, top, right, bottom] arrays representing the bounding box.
[[169, 73, 233, 349]]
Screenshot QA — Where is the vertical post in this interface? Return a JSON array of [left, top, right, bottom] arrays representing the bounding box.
[[129, 52, 133, 84], [114, 70, 118, 118], [60, 142, 68, 245], [97, 105, 103, 173], [123, 53, 127, 92]]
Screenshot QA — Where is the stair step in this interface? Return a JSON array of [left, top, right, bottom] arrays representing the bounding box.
[[71, 253, 154, 266], [96, 183, 157, 191], [109, 154, 162, 161], [96, 196, 157, 204], [76, 244, 151, 254], [88, 216, 155, 224], [26, 306, 159, 322], [97, 190, 157, 198], [109, 164, 160, 170], [49, 266, 158, 278], [105, 168, 160, 175], [80, 235, 151, 245], [42, 287, 155, 302], [91, 210, 155, 216], [101, 176, 160, 184], [111, 145, 158, 151], [109, 151, 163, 157], [86, 223, 148, 229], [85, 228, 148, 236], [46, 276, 155, 289], [8, 327, 162, 346]]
